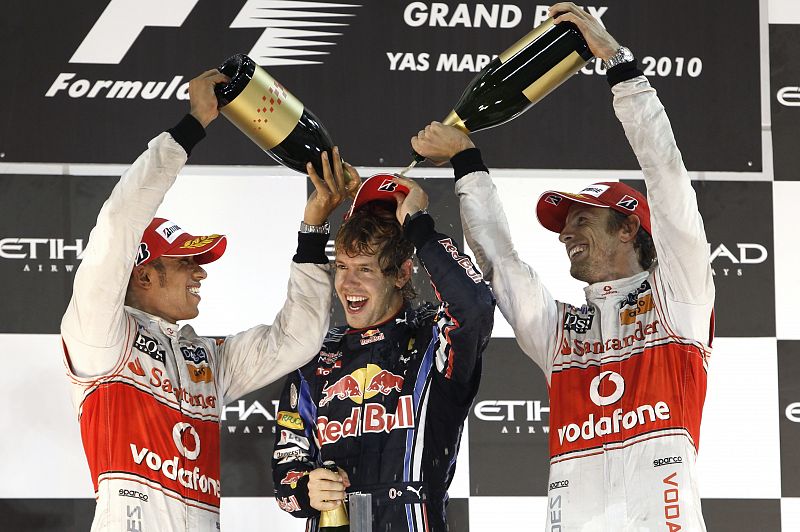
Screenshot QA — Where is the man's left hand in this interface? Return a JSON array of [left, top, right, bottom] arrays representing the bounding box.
[[391, 176, 429, 224], [549, 2, 620, 60], [188, 69, 230, 128]]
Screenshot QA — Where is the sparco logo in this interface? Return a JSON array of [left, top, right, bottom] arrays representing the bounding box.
[[777, 86, 800, 107], [589, 371, 625, 406], [68, 0, 360, 66]]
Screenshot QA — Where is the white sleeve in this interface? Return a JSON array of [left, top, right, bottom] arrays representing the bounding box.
[[456, 171, 559, 378], [218, 261, 332, 403], [60, 133, 187, 377], [612, 76, 714, 306]]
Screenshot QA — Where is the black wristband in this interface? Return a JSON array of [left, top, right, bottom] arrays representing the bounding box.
[[167, 114, 206, 156], [451, 148, 488, 182], [404, 212, 436, 250], [607, 61, 644, 87], [293, 232, 330, 264]]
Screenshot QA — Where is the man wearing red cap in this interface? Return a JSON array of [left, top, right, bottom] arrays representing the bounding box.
[[412, 3, 714, 531], [60, 69, 354, 531], [271, 174, 494, 531]]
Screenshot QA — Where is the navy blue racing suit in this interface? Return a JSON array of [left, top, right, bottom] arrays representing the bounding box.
[[272, 213, 495, 531]]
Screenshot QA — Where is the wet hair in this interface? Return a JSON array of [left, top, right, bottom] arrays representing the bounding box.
[[335, 202, 416, 300], [607, 210, 657, 271]]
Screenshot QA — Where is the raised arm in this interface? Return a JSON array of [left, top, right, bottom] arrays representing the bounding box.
[[552, 1, 713, 304], [411, 126, 560, 377], [61, 70, 226, 377], [392, 176, 495, 388], [220, 148, 360, 402]]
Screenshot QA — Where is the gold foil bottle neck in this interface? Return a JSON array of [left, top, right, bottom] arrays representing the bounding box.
[[442, 110, 469, 133], [319, 502, 349, 527], [219, 65, 304, 151]]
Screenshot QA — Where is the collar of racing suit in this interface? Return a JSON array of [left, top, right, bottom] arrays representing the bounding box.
[[125, 305, 181, 339], [583, 269, 651, 303]]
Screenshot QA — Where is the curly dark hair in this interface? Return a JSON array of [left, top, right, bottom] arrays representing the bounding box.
[[607, 210, 657, 271], [335, 201, 416, 300]]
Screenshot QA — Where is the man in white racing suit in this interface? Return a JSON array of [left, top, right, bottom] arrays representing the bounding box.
[[61, 69, 357, 531], [411, 3, 714, 530]]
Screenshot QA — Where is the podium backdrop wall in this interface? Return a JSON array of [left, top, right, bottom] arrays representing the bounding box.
[[2, 0, 799, 530]]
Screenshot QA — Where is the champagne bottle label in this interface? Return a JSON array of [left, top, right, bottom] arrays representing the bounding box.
[[522, 50, 587, 105], [219, 65, 304, 151], [498, 18, 557, 63]]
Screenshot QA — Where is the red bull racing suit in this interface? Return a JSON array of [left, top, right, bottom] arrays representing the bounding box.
[[60, 115, 333, 531], [272, 213, 495, 531], [454, 74, 714, 530]]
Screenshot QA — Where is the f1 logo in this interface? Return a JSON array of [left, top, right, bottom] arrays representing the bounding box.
[[71, 0, 198, 64]]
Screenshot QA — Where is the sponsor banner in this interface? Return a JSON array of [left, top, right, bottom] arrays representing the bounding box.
[[624, 179, 775, 337], [770, 24, 800, 180], [697, 338, 780, 499], [2, 0, 759, 171], [778, 341, 800, 496], [0, 175, 116, 333], [220, 380, 285, 496], [701, 499, 781, 531], [773, 181, 800, 338], [468, 338, 550, 496]]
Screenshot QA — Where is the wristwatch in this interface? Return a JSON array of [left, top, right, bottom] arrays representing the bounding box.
[[299, 220, 331, 234], [603, 46, 634, 70]]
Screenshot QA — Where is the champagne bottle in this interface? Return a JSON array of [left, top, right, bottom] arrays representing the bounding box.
[[215, 54, 335, 176], [319, 461, 349, 531], [411, 18, 593, 164]]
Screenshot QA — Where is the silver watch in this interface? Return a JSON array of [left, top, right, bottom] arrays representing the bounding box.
[[603, 46, 634, 70], [299, 220, 330, 234]]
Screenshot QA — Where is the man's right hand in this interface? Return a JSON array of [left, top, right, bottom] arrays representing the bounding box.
[[411, 122, 475, 166], [304, 147, 360, 226], [188, 69, 230, 128], [307, 466, 351, 512]]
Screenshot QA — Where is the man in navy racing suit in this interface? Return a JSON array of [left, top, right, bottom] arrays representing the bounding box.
[[411, 4, 714, 530], [272, 173, 495, 531]]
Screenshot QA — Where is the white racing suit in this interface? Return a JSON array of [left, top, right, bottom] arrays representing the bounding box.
[[455, 76, 714, 531], [61, 116, 333, 531]]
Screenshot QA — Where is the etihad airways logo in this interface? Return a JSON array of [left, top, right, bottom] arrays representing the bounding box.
[[0, 237, 85, 274], [557, 371, 671, 446], [69, 0, 361, 66], [777, 86, 800, 107]]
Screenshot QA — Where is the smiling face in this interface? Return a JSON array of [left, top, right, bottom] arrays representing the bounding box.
[[334, 249, 410, 330], [558, 204, 641, 284], [130, 256, 207, 323]]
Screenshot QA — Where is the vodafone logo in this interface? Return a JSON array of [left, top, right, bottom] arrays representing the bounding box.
[[589, 371, 625, 406], [172, 422, 201, 460]]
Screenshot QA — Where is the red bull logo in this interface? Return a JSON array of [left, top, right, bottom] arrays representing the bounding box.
[[317, 395, 415, 445], [281, 470, 309, 488], [319, 364, 404, 407], [366, 369, 404, 395], [360, 329, 386, 345]]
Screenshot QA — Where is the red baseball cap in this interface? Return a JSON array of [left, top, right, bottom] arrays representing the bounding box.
[[346, 174, 410, 219], [134, 217, 227, 267], [536, 181, 651, 235]]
